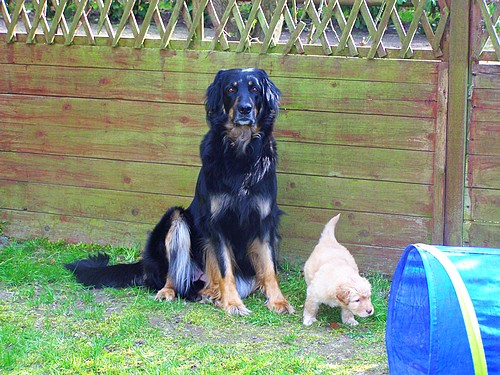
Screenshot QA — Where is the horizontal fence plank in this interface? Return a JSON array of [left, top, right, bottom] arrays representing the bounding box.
[[0, 64, 437, 116], [0, 209, 403, 274], [472, 88, 500, 110], [0, 124, 434, 184], [279, 142, 433, 183], [466, 155, 500, 189], [471, 106, 500, 122], [278, 110, 435, 151], [0, 180, 433, 240], [0, 209, 153, 248], [0, 94, 436, 151], [467, 188, 500, 222], [0, 64, 210, 105], [280, 206, 433, 251], [0, 159, 432, 216], [464, 221, 500, 248], [0, 152, 199, 195], [469, 121, 500, 156], [0, 180, 191, 225], [279, 174, 432, 216], [0, 206, 431, 272], [0, 34, 444, 68], [472, 63, 500, 89], [282, 238, 402, 274]]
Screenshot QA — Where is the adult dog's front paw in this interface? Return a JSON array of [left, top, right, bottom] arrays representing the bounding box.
[[267, 298, 295, 314], [223, 302, 252, 316], [155, 287, 175, 302]]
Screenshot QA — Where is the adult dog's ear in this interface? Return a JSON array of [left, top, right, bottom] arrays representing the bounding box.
[[205, 70, 226, 116], [261, 73, 281, 115]]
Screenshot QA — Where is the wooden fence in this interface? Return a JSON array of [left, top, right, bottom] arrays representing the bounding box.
[[1, 0, 499, 273]]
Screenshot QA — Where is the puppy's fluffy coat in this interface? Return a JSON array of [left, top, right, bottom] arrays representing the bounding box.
[[303, 214, 374, 326]]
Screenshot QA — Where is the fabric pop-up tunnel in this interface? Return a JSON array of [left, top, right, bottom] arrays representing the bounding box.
[[386, 244, 500, 375]]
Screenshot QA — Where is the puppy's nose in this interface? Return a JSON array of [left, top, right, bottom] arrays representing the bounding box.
[[367, 308, 373, 315], [238, 102, 252, 115]]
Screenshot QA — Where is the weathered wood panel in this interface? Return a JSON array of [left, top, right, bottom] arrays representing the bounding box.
[[0, 122, 434, 184], [469, 121, 500, 156], [467, 155, 500, 189], [0, 63, 437, 117], [0, 43, 440, 84], [465, 62, 500, 249], [467, 189, 500, 222], [0, 210, 152, 248], [1, 94, 436, 151], [0, 168, 432, 218], [0, 43, 445, 273], [464, 222, 500, 248]]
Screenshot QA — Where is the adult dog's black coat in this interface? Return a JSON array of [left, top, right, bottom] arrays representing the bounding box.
[[66, 68, 294, 315]]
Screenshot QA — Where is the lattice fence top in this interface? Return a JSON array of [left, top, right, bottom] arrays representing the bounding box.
[[0, 0, 498, 60]]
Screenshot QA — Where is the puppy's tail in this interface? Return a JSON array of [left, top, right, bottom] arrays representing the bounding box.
[[65, 253, 143, 288], [320, 213, 342, 245]]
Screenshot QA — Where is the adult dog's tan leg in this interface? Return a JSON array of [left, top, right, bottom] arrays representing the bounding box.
[[249, 240, 294, 314], [200, 243, 251, 315]]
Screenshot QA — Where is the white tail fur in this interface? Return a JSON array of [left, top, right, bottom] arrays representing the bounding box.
[[168, 216, 193, 296], [320, 213, 341, 244]]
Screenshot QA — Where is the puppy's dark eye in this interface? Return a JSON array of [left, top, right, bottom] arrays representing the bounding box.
[[251, 86, 259, 93], [353, 299, 360, 303]]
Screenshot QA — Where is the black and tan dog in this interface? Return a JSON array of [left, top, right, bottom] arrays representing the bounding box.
[[66, 68, 294, 316]]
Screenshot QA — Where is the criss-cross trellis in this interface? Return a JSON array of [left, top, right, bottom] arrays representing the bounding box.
[[0, 0, 498, 60], [472, 0, 500, 61], [0, 0, 456, 59]]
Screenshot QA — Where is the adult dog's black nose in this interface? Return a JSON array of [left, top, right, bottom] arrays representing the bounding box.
[[238, 102, 252, 115]]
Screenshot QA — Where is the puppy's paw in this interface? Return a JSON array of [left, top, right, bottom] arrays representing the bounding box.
[[303, 316, 317, 326], [155, 287, 175, 302], [345, 319, 359, 326], [341, 309, 358, 325], [266, 299, 295, 314]]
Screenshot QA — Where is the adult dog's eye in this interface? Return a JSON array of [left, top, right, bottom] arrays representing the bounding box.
[[251, 86, 259, 93], [227, 87, 235, 93]]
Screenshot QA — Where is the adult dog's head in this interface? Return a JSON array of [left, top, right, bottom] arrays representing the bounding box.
[[205, 68, 280, 148]]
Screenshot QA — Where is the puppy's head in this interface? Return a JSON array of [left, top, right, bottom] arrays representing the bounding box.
[[335, 277, 374, 318], [205, 68, 280, 148]]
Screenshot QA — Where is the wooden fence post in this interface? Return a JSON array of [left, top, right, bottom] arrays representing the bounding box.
[[444, 0, 471, 246]]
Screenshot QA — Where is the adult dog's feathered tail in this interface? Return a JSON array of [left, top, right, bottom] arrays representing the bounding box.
[[65, 206, 202, 299], [64, 253, 144, 288]]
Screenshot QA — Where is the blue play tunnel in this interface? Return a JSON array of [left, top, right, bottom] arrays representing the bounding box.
[[386, 244, 499, 375]]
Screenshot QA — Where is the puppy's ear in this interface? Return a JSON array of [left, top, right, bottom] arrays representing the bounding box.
[[205, 70, 226, 116], [261, 71, 281, 115], [336, 284, 351, 305]]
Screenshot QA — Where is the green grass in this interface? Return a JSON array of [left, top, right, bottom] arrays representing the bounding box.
[[0, 238, 390, 374]]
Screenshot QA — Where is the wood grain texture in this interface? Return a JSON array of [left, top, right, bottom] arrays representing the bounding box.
[[0, 42, 451, 273], [469, 121, 500, 156], [1, 94, 436, 151], [464, 221, 500, 248], [466, 155, 500, 189], [0, 63, 437, 117], [0, 123, 434, 183], [466, 188, 500, 222], [0, 42, 441, 82]]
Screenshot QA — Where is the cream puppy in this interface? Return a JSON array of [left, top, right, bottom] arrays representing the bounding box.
[[303, 214, 374, 326]]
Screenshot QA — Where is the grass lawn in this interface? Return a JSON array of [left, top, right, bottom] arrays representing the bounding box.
[[0, 237, 390, 374]]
